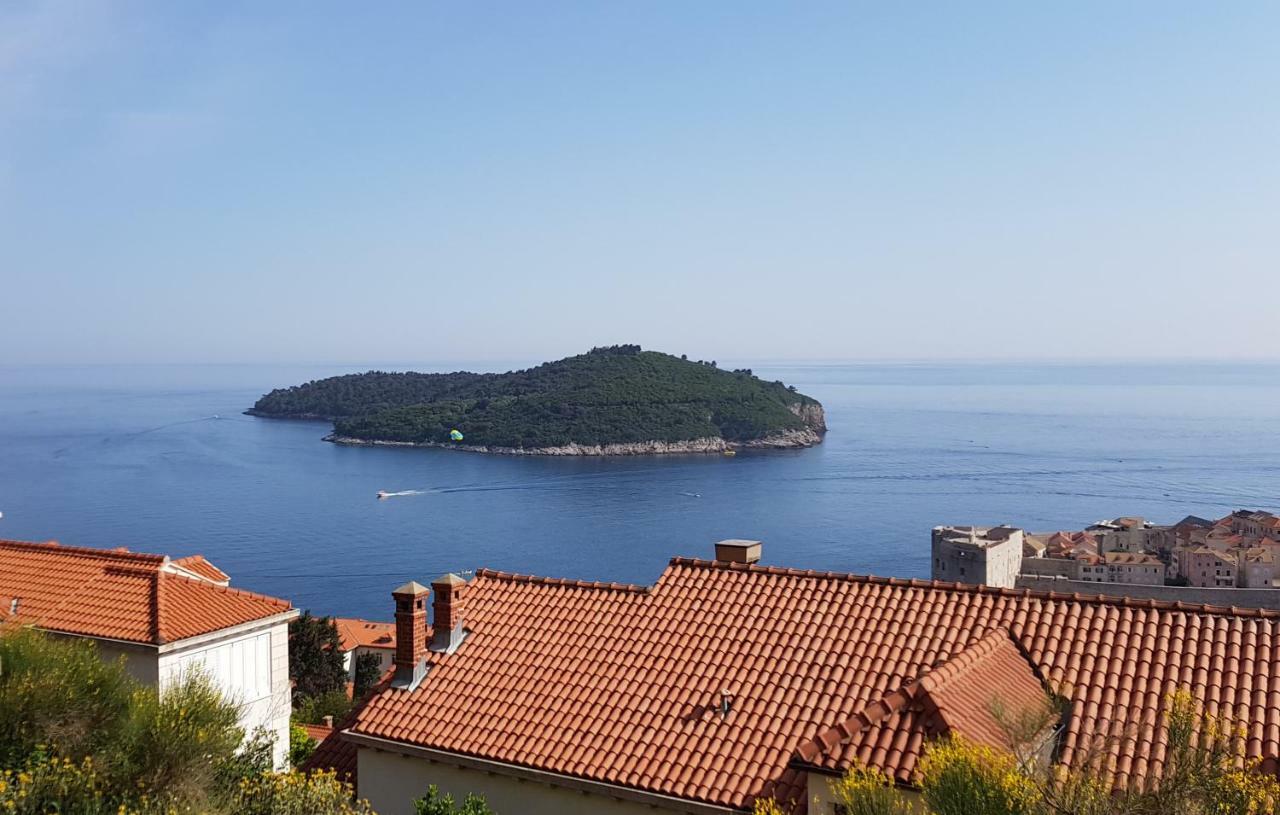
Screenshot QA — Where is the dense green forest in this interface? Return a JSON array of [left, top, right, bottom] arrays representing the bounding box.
[[249, 346, 825, 449]]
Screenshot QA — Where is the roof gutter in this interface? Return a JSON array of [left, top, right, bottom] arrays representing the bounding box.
[[341, 730, 748, 815]]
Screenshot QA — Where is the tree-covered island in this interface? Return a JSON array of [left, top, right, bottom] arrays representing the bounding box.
[[247, 346, 826, 455]]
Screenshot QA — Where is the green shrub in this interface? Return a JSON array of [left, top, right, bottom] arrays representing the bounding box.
[[289, 723, 318, 768], [413, 784, 495, 815], [0, 626, 132, 767]]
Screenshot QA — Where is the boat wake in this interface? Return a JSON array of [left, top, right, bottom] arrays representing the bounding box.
[[376, 490, 425, 499]]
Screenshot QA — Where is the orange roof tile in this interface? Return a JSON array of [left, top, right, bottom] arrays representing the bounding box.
[[348, 557, 1280, 811], [794, 630, 1050, 782], [334, 618, 395, 652], [0, 539, 292, 645], [302, 723, 334, 743], [172, 554, 230, 584]]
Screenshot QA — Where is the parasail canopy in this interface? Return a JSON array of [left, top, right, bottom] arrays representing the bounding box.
[[449, 429, 464, 442]]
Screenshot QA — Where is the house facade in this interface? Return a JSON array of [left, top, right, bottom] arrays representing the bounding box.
[[0, 539, 297, 769], [334, 617, 396, 686], [307, 539, 1280, 814]]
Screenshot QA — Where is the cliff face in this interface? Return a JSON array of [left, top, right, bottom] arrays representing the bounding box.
[[325, 427, 822, 457], [789, 402, 827, 434]]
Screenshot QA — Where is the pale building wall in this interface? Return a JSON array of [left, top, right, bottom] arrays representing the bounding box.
[[1106, 562, 1164, 586], [358, 748, 729, 815], [1021, 557, 1080, 580], [158, 620, 293, 770], [345, 646, 395, 682], [1242, 559, 1280, 588], [931, 528, 1023, 588], [92, 640, 160, 685]]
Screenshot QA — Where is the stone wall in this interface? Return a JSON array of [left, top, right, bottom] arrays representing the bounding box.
[[1015, 575, 1280, 610]]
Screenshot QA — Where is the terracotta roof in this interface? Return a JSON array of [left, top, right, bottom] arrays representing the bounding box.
[[302, 668, 396, 785], [334, 618, 395, 652], [793, 629, 1050, 782], [347, 557, 1280, 811], [171, 554, 230, 584], [302, 723, 334, 742], [0, 539, 292, 645]]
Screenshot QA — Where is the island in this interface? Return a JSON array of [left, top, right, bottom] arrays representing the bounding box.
[[246, 345, 826, 455]]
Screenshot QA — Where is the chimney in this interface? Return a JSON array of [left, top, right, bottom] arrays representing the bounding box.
[[322, 715, 334, 728], [430, 573, 467, 654], [714, 539, 762, 565], [391, 580, 429, 690]]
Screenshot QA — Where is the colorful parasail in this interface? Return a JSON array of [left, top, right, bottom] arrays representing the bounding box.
[[449, 429, 464, 442]]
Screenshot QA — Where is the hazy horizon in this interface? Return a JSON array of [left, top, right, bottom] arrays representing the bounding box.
[[4, 2, 1277, 365]]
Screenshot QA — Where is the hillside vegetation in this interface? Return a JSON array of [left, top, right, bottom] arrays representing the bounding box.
[[248, 346, 825, 450]]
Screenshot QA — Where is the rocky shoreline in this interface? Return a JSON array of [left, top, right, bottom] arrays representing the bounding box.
[[323, 427, 823, 456]]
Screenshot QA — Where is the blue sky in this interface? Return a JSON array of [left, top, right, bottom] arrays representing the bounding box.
[[2, 2, 1277, 364]]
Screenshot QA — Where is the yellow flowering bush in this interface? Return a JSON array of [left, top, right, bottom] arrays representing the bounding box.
[[751, 797, 788, 815], [233, 770, 375, 815], [917, 736, 1034, 815], [827, 763, 913, 815]]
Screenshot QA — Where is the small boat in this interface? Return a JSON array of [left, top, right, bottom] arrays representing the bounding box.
[[376, 491, 390, 499], [722, 450, 737, 457]]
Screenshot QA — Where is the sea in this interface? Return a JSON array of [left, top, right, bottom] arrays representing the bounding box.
[[1, 361, 1278, 619]]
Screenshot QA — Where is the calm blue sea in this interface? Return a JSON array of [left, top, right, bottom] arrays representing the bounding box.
[[2, 362, 1278, 618]]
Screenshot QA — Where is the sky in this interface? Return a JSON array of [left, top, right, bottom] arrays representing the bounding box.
[[2, 2, 1277, 365]]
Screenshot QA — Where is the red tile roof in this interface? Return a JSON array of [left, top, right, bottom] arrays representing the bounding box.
[[172, 554, 230, 584], [334, 618, 395, 652], [0, 539, 292, 645], [342, 557, 1280, 812], [794, 629, 1050, 782], [302, 723, 334, 743]]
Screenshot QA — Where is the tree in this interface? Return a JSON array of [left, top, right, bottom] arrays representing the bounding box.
[[353, 651, 383, 698], [294, 689, 353, 726], [289, 723, 318, 768], [289, 612, 347, 701], [413, 784, 495, 815]]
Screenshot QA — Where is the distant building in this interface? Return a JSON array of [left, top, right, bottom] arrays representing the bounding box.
[[931, 525, 1023, 587], [1180, 547, 1237, 588], [1101, 552, 1164, 585], [334, 617, 396, 686], [0, 539, 298, 769], [1087, 517, 1153, 554]]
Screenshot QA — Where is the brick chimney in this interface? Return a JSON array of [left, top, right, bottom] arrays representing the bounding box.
[[391, 580, 429, 690], [430, 573, 467, 654], [714, 539, 762, 564]]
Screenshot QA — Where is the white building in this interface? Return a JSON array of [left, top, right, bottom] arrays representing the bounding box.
[[0, 539, 298, 769], [931, 525, 1024, 587], [334, 617, 396, 684]]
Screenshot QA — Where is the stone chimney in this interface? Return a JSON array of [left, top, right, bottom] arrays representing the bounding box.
[[322, 715, 334, 728], [430, 573, 467, 654], [714, 539, 762, 565], [391, 580, 429, 690]]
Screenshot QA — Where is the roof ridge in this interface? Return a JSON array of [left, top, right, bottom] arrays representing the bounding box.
[[473, 568, 650, 594], [794, 628, 1045, 771], [665, 557, 1280, 620], [158, 572, 293, 608], [0, 538, 167, 565]]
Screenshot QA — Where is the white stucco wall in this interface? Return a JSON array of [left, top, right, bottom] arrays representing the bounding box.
[[158, 620, 293, 769], [357, 747, 728, 815], [345, 646, 395, 682]]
